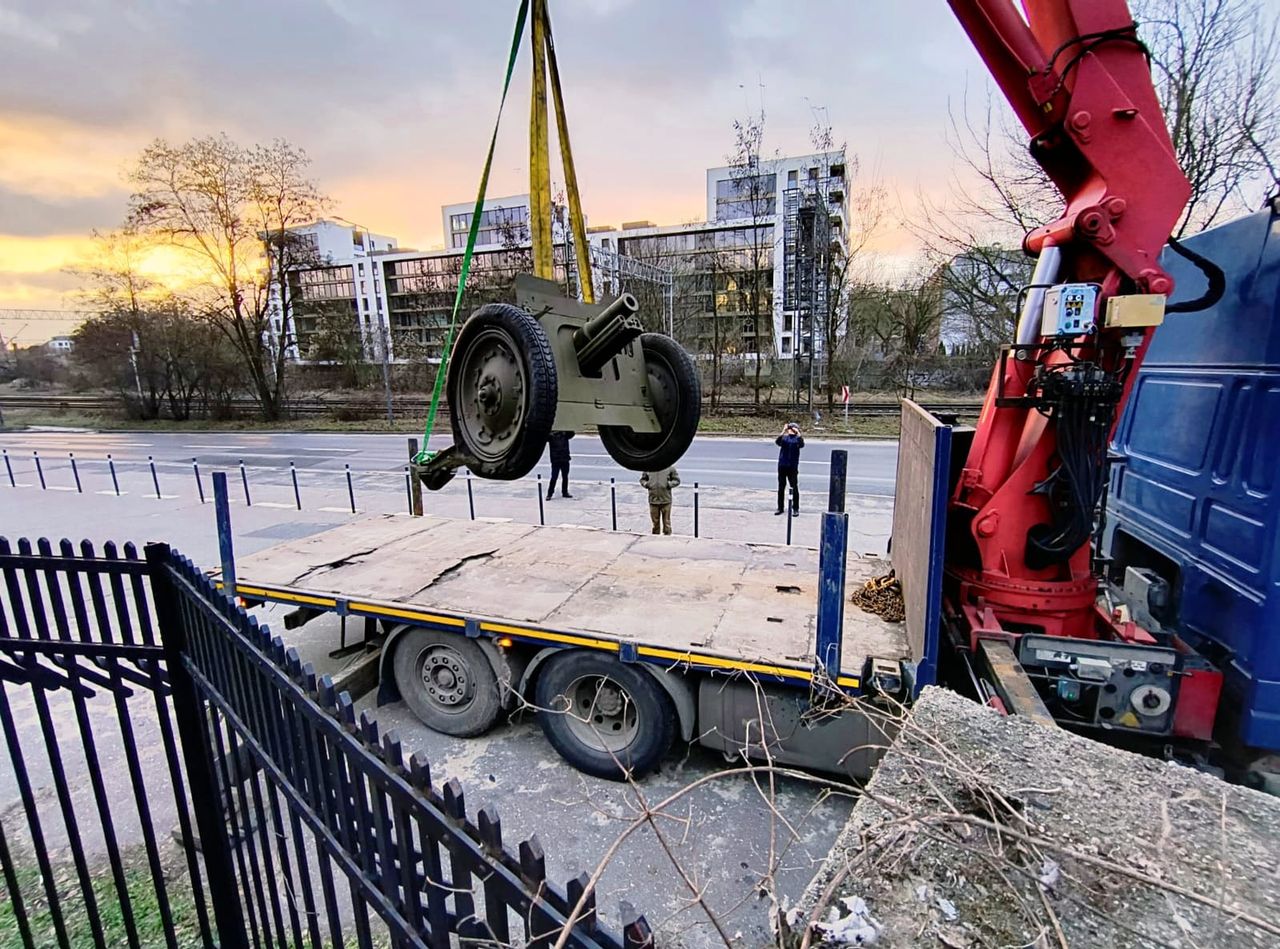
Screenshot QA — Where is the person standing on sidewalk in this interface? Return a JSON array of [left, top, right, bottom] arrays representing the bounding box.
[[546, 431, 573, 499], [775, 422, 804, 515], [640, 467, 681, 535]]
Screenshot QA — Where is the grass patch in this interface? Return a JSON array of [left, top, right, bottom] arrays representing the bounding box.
[[0, 845, 205, 948]]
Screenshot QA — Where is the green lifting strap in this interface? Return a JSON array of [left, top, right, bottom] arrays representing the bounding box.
[[414, 0, 530, 465]]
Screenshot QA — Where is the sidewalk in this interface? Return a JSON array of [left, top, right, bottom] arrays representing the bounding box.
[[0, 458, 895, 566]]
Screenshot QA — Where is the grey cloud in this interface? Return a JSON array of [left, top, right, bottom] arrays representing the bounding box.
[[0, 0, 975, 237], [0, 185, 127, 237]]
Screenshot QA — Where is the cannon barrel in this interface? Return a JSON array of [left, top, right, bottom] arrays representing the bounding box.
[[573, 293, 638, 347], [573, 293, 643, 375]]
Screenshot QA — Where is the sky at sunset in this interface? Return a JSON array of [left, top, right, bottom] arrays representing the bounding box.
[[0, 0, 996, 342]]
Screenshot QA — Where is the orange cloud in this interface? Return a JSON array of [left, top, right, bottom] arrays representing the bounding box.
[[0, 113, 139, 201]]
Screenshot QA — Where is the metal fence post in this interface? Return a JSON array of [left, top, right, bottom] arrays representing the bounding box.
[[815, 512, 849, 682], [404, 466, 413, 514], [345, 464, 356, 514], [828, 449, 848, 514], [693, 481, 699, 538], [2, 449, 13, 487], [33, 451, 45, 490], [536, 474, 545, 526], [786, 489, 794, 546], [466, 469, 475, 520], [143, 542, 249, 949], [193, 458, 205, 504], [149, 456, 161, 499], [239, 460, 251, 506], [69, 453, 82, 493], [212, 472, 236, 596], [290, 462, 302, 510], [107, 453, 120, 496], [610, 477, 617, 531]]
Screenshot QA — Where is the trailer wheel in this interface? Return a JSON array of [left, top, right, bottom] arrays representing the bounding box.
[[599, 333, 700, 472], [447, 303, 558, 481], [534, 651, 675, 781], [392, 629, 502, 737]]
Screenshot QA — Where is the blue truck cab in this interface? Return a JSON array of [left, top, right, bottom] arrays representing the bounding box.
[[1106, 204, 1280, 760]]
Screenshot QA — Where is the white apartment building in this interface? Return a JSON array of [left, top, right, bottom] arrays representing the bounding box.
[[270, 219, 399, 360], [591, 151, 849, 359], [274, 153, 847, 366], [441, 195, 532, 250]]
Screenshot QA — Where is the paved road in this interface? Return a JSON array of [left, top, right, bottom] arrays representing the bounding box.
[[0, 428, 899, 500]]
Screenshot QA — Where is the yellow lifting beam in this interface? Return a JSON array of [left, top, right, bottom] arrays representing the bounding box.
[[527, 0, 595, 303]]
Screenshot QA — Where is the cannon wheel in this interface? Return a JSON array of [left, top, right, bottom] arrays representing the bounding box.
[[599, 333, 701, 472], [447, 303, 558, 481]]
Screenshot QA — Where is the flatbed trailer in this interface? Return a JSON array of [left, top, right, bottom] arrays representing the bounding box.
[[211, 405, 952, 781]]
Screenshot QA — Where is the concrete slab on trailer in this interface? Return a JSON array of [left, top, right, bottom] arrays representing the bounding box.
[[228, 514, 910, 680]]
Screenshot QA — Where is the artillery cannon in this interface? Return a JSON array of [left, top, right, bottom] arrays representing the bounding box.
[[416, 275, 700, 491]]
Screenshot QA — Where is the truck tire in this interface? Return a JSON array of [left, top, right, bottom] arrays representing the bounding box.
[[392, 629, 502, 737], [599, 333, 700, 472], [534, 651, 675, 781], [447, 303, 558, 481]]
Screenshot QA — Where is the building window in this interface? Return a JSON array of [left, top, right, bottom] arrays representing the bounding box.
[[781, 338, 792, 355], [714, 175, 776, 221], [787, 170, 798, 186], [449, 205, 531, 247]]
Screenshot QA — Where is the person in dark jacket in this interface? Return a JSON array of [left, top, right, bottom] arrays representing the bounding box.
[[547, 431, 573, 499], [775, 422, 804, 515]]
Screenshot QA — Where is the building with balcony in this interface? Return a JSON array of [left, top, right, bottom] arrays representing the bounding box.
[[271, 152, 847, 371]]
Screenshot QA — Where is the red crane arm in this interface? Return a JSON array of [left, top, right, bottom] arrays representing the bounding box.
[[949, 0, 1189, 291], [942, 0, 1192, 643]]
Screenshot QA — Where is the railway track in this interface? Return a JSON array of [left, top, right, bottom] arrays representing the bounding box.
[[1, 392, 983, 419]]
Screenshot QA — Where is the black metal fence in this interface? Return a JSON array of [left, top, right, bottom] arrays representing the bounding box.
[[0, 536, 651, 948]]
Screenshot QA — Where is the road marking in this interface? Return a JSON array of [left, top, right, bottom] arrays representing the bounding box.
[[294, 447, 361, 454], [734, 457, 859, 467], [184, 444, 249, 450], [254, 502, 296, 508]]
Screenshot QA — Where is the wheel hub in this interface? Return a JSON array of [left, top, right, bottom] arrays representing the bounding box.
[[422, 650, 470, 707], [460, 334, 527, 457], [563, 675, 638, 753]]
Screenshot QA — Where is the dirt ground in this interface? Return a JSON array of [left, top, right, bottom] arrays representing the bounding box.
[[787, 688, 1280, 948]]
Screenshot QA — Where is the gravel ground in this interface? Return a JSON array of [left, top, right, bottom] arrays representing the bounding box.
[[787, 688, 1280, 948]]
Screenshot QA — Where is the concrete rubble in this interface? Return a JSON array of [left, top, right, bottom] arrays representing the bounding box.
[[786, 687, 1280, 948]]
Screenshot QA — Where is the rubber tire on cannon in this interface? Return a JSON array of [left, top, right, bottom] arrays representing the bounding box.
[[599, 332, 701, 472], [446, 303, 558, 481]]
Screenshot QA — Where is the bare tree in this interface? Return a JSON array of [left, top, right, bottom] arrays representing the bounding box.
[[1142, 0, 1280, 232], [71, 227, 229, 419], [920, 0, 1277, 350], [126, 135, 327, 420], [808, 120, 887, 409], [848, 272, 944, 398], [726, 110, 777, 405]]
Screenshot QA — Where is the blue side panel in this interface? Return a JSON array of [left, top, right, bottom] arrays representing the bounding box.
[[914, 422, 951, 693], [1107, 208, 1280, 750]]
